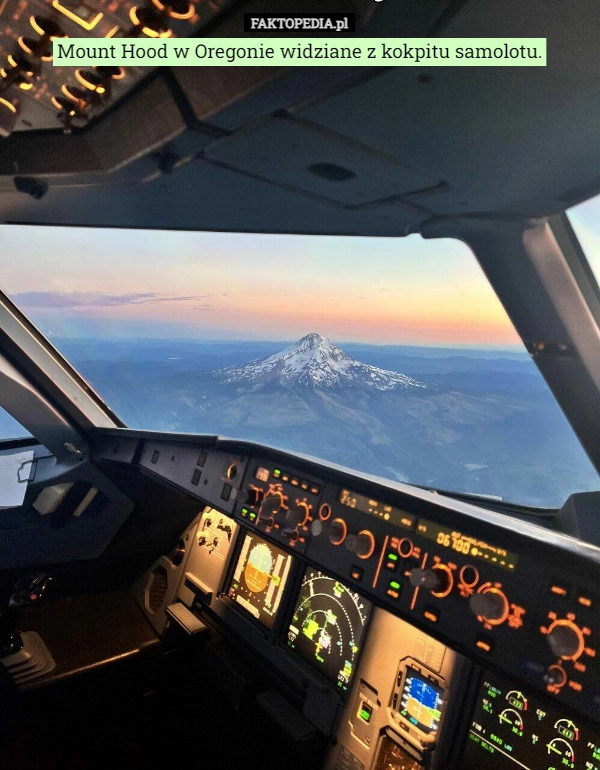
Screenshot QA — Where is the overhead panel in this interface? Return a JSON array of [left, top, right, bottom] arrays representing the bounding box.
[[0, 0, 237, 136], [204, 114, 440, 206], [294, 0, 600, 214]]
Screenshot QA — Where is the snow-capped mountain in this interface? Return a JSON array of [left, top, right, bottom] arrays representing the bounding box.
[[216, 333, 427, 391]]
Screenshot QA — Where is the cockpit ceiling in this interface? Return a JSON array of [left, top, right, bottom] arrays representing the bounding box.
[[0, 0, 598, 235]]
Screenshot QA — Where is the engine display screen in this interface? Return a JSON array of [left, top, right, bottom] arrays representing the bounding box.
[[416, 518, 518, 571], [285, 567, 371, 692], [225, 531, 292, 630], [398, 666, 444, 734], [461, 669, 600, 769], [338, 488, 415, 530]]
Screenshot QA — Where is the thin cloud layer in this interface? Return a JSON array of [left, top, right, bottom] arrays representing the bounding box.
[[11, 291, 210, 308]]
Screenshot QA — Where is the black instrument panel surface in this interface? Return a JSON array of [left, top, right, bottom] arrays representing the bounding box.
[[93, 429, 600, 722]]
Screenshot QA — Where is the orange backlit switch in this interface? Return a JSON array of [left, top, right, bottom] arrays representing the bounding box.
[[549, 583, 570, 598], [475, 636, 494, 654]]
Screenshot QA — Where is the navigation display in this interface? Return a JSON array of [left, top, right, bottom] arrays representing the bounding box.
[[225, 531, 292, 630], [462, 669, 600, 769], [416, 518, 519, 571], [398, 666, 444, 734], [285, 567, 371, 692]]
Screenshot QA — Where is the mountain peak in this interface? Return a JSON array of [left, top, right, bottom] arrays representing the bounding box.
[[217, 333, 427, 392], [277, 333, 351, 367], [296, 332, 330, 346]]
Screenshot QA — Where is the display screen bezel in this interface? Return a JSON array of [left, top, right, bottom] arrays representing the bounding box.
[[458, 667, 600, 770], [280, 563, 373, 696], [397, 664, 445, 735], [221, 528, 294, 633]]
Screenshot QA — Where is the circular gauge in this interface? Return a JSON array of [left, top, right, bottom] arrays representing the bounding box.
[[546, 738, 575, 764], [506, 689, 528, 712], [499, 708, 524, 732], [554, 719, 579, 742]]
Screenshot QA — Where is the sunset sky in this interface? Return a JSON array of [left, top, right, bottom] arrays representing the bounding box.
[[3, 217, 593, 348]]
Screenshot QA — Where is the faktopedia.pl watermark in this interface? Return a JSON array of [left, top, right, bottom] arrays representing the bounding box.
[[244, 14, 355, 33]]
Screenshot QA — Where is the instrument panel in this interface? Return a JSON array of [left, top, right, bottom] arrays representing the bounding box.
[[94, 431, 600, 724]]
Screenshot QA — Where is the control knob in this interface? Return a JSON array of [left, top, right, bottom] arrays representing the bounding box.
[[328, 518, 347, 546], [546, 619, 585, 661], [544, 664, 567, 688], [309, 517, 347, 545], [261, 490, 285, 517], [285, 501, 310, 529], [409, 565, 453, 596], [469, 588, 509, 625], [346, 530, 375, 560]]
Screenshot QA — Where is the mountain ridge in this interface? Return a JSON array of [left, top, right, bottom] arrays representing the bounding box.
[[213, 332, 427, 391]]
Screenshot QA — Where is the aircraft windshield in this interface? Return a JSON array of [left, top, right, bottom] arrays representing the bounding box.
[[0, 224, 598, 509]]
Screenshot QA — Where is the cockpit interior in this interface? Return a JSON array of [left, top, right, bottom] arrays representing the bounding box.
[[0, 0, 599, 768]]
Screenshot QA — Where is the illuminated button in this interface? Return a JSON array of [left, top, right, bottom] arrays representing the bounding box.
[[577, 592, 594, 609], [549, 582, 570, 598], [191, 469, 201, 486], [291, 478, 299, 487], [386, 580, 401, 600], [423, 606, 439, 623], [318, 503, 332, 521], [220, 484, 232, 501], [350, 566, 364, 582], [197, 451, 207, 467], [397, 538, 414, 558], [273, 468, 281, 478], [544, 665, 567, 687], [282, 474, 290, 482], [358, 703, 372, 723], [459, 564, 479, 588], [300, 481, 308, 491], [385, 552, 399, 571], [151, 450, 159, 464], [475, 635, 494, 654], [310, 485, 320, 496]]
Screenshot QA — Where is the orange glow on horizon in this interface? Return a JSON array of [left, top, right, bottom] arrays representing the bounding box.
[[0, 226, 526, 347]]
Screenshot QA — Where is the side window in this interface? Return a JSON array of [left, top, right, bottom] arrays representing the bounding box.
[[0, 406, 31, 441]]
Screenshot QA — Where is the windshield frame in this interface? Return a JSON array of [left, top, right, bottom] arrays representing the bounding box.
[[0, 215, 599, 509]]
